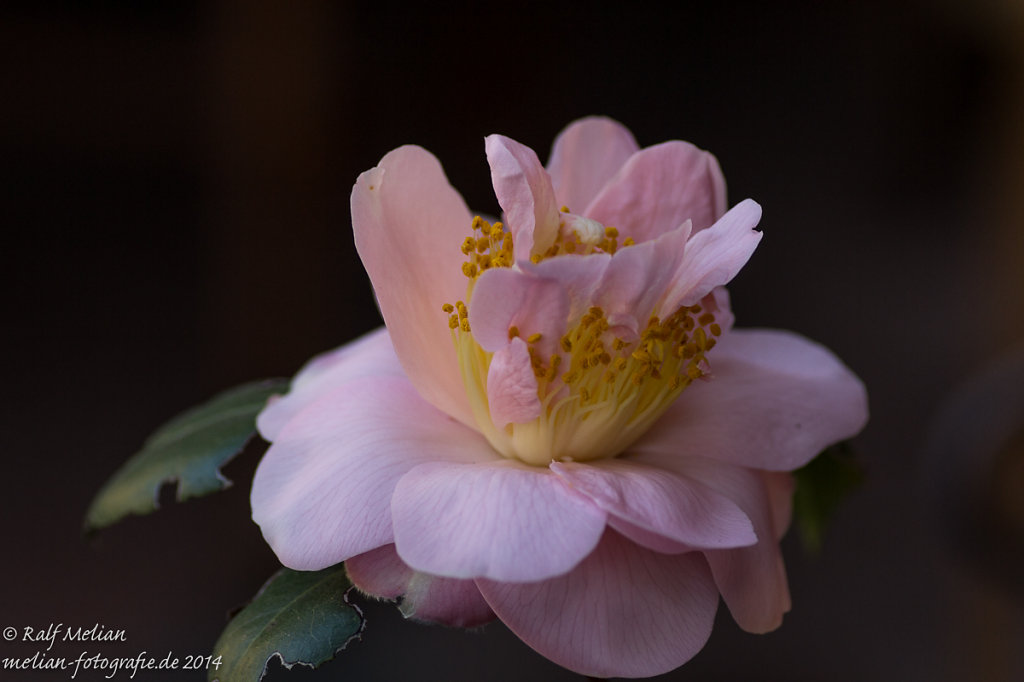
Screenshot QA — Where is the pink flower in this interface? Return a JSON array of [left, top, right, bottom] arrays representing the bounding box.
[[250, 117, 868, 678]]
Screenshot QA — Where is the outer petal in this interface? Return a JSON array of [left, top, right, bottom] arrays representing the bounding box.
[[487, 338, 542, 427], [546, 116, 639, 213], [256, 327, 401, 442], [478, 530, 719, 679], [661, 198, 763, 311], [469, 267, 568, 360], [352, 145, 475, 427], [634, 328, 869, 471], [485, 134, 561, 260], [550, 459, 756, 552], [629, 456, 792, 633], [346, 545, 495, 627], [251, 376, 494, 570], [585, 140, 728, 242], [391, 459, 606, 582]]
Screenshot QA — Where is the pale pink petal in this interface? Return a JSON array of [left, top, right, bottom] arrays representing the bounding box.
[[661, 199, 763, 311], [485, 134, 561, 261], [487, 338, 541, 427], [550, 459, 756, 551], [765, 471, 796, 540], [256, 327, 402, 441], [592, 222, 690, 338], [469, 267, 568, 360], [391, 459, 606, 582], [634, 328, 868, 471], [352, 145, 475, 427], [251, 376, 495, 571], [478, 530, 719, 678], [585, 140, 728, 242], [546, 116, 639, 213], [346, 545, 495, 627], [520, 252, 610, 322]]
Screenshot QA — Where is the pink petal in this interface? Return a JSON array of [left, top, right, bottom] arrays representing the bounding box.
[[652, 456, 792, 633], [592, 222, 690, 338], [251, 376, 494, 571], [391, 459, 606, 582], [634, 328, 869, 471], [550, 459, 756, 552], [346, 545, 495, 627], [487, 338, 542, 427], [520, 252, 610, 322], [352, 145, 476, 427], [546, 116, 639, 213], [478, 530, 719, 678], [661, 198, 763, 312], [256, 327, 402, 442], [585, 140, 728, 243], [485, 134, 561, 261], [469, 267, 569, 360]]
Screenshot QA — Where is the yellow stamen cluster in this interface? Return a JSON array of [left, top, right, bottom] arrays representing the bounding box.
[[530, 221, 632, 264], [460, 216, 513, 280]]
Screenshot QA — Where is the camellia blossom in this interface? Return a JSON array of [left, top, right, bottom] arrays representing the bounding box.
[[250, 117, 868, 678]]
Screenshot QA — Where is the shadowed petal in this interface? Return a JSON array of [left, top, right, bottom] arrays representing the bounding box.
[[257, 327, 401, 442], [550, 459, 755, 552], [346, 545, 495, 627], [478, 530, 719, 678], [487, 338, 542, 427], [486, 134, 561, 261], [352, 145, 476, 427], [547, 116, 639, 213], [631, 456, 793, 633], [469, 267, 569, 360], [251, 376, 494, 571], [586, 140, 728, 242], [392, 460, 606, 582], [635, 328, 869, 471]]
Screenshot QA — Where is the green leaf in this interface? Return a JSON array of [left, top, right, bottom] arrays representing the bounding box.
[[209, 565, 364, 682], [85, 379, 288, 530], [792, 441, 864, 553]]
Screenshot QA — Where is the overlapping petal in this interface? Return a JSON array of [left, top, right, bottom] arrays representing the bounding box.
[[251, 375, 493, 571], [634, 328, 869, 471], [478, 530, 719, 679], [391, 459, 606, 582], [586, 140, 728, 242], [546, 116, 639, 213], [485, 134, 561, 261]]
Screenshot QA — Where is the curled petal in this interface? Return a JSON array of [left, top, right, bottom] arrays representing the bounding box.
[[586, 140, 728, 242], [469, 267, 569, 360], [662, 198, 763, 311], [546, 116, 639, 213], [352, 146, 476, 426], [635, 328, 869, 471], [257, 327, 401, 442], [551, 459, 756, 552], [346, 545, 495, 627], [485, 134, 561, 261], [391, 460, 606, 582], [251, 376, 494, 571], [478, 530, 719, 678], [487, 338, 542, 427]]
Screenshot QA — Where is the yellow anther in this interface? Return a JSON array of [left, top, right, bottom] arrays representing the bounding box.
[[460, 319, 471, 333], [508, 326, 520, 340], [698, 313, 715, 326], [531, 254, 542, 264], [461, 237, 476, 255], [613, 338, 627, 351], [562, 370, 580, 384], [560, 205, 571, 213], [686, 363, 702, 380], [710, 323, 722, 337], [449, 315, 459, 329], [462, 262, 478, 278], [560, 336, 573, 352], [527, 333, 543, 344], [442, 303, 454, 313], [605, 226, 619, 238], [622, 237, 635, 246], [580, 388, 590, 402]]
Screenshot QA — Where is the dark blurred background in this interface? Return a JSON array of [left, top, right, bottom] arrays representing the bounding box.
[[3, 1, 1023, 680]]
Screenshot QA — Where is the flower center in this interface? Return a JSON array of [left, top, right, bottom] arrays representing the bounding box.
[[444, 216, 720, 466]]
